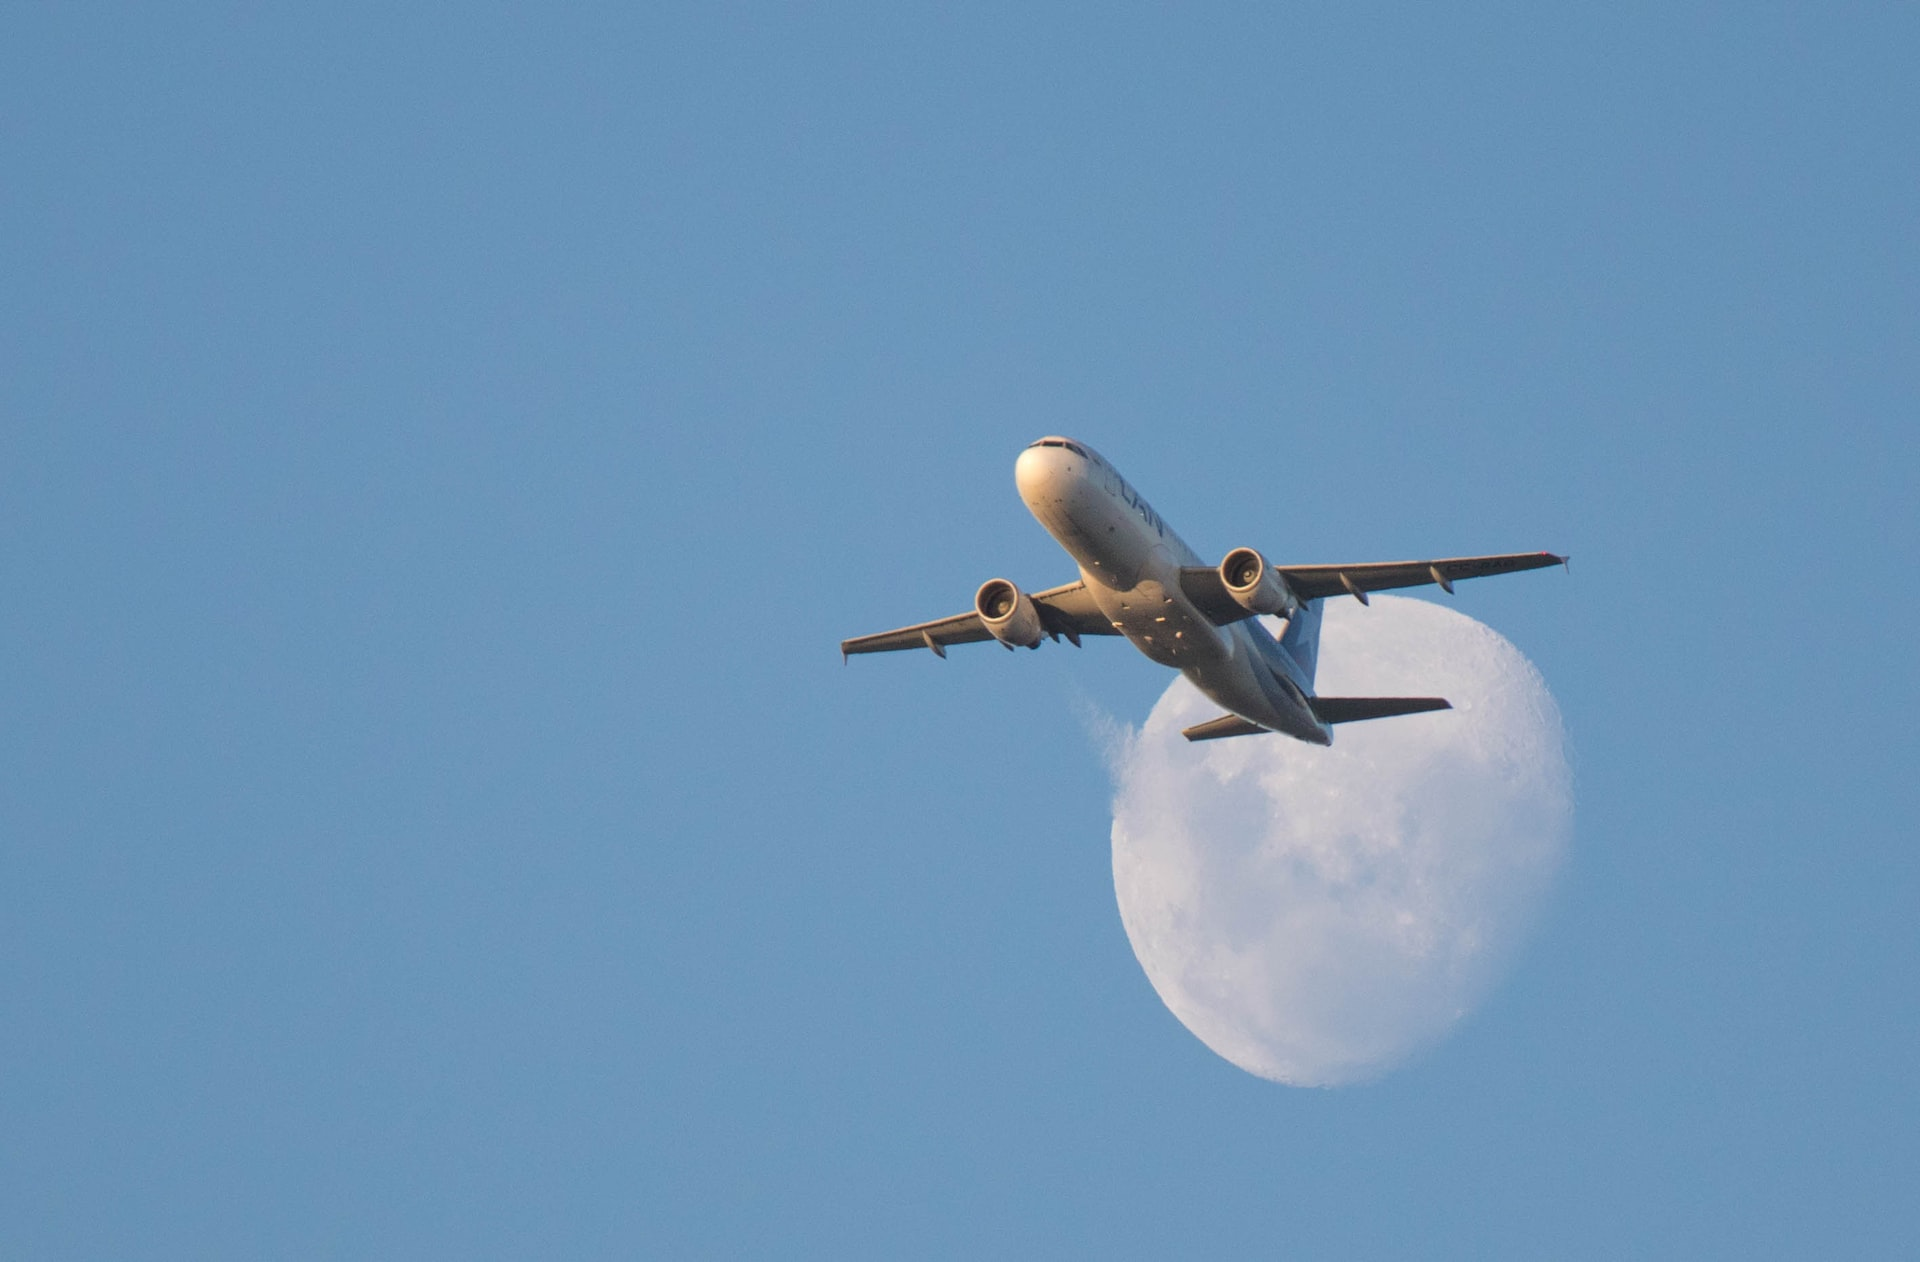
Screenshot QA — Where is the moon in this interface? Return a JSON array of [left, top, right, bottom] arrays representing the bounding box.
[[1109, 595, 1572, 1086]]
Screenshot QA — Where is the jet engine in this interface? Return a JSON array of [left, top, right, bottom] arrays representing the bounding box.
[[1219, 547, 1299, 618], [975, 578, 1045, 648]]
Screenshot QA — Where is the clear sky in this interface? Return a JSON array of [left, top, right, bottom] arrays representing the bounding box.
[[4, 3, 1916, 1256]]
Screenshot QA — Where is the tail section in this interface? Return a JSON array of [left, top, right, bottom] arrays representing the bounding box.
[[1278, 598, 1324, 686]]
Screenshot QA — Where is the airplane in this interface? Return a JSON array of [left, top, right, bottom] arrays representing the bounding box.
[[841, 437, 1565, 745]]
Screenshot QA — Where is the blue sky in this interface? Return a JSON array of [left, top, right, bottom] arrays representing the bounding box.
[[3, 3, 1916, 1256]]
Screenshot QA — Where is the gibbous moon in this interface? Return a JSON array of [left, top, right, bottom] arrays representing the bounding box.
[[1110, 595, 1571, 1086]]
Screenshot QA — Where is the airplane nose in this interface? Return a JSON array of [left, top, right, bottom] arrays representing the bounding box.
[[1014, 444, 1059, 502], [1015, 443, 1079, 515]]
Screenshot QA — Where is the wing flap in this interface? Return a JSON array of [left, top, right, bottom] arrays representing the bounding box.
[[1176, 569, 1258, 626], [1029, 580, 1119, 645]]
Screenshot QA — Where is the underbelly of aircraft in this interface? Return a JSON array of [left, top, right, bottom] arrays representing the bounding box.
[[1085, 571, 1228, 668], [1041, 489, 1238, 667]]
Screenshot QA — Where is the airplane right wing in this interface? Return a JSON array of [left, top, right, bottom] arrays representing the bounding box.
[[1277, 551, 1566, 603], [841, 580, 1120, 658], [1179, 550, 1565, 620]]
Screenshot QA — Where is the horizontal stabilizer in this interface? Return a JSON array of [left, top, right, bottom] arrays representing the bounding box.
[[1181, 714, 1271, 742], [1307, 696, 1452, 724]]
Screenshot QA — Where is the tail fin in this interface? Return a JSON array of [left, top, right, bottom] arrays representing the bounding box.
[[1307, 696, 1451, 724], [1278, 598, 1324, 686]]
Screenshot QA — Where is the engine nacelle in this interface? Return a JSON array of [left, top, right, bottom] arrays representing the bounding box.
[[975, 578, 1045, 648], [1219, 547, 1299, 618]]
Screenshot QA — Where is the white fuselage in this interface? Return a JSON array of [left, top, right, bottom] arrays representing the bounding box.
[[1014, 438, 1330, 743]]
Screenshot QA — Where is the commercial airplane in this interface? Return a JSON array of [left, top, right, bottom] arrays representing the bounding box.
[[841, 437, 1564, 745]]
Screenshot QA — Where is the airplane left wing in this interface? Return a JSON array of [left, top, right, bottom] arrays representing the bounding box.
[[841, 580, 1119, 658]]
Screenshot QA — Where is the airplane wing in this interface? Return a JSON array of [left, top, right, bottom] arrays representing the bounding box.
[[841, 580, 1120, 658], [1180, 550, 1565, 621]]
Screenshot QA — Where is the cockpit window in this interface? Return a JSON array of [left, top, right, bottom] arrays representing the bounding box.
[[1065, 442, 1086, 457], [1028, 438, 1088, 458]]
